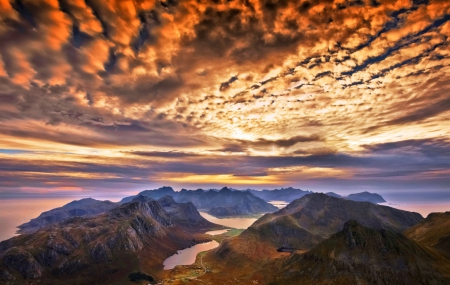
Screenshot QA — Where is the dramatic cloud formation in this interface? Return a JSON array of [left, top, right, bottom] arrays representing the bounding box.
[[0, 0, 449, 197]]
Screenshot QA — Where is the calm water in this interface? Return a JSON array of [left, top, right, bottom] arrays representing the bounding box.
[[163, 240, 219, 270], [0, 196, 118, 242], [269, 200, 289, 209], [0, 198, 76, 242], [199, 212, 258, 229]]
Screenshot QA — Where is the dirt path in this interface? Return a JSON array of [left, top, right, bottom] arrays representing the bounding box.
[[198, 253, 207, 277]]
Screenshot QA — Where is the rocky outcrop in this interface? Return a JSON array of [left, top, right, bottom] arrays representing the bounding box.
[[17, 198, 117, 234]]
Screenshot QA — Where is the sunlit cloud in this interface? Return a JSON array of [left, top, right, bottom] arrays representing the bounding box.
[[0, 0, 449, 195]]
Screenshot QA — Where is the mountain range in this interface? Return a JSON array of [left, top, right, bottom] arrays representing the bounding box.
[[249, 187, 386, 204], [213, 193, 423, 262], [120, 186, 278, 217], [2, 186, 450, 284], [0, 196, 219, 284], [197, 194, 450, 284]]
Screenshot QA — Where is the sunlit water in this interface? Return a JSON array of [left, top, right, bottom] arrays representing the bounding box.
[[163, 240, 219, 270], [0, 198, 77, 242], [269, 200, 289, 209], [199, 212, 257, 229]]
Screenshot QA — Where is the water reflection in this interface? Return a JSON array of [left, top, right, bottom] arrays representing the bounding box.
[[0, 198, 76, 242], [199, 212, 257, 229], [163, 240, 219, 270], [269, 200, 289, 209]]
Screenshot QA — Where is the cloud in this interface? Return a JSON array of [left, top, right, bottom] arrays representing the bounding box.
[[0, 0, 449, 196]]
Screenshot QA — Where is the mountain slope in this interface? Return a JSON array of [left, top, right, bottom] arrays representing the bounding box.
[[17, 198, 117, 234], [244, 193, 423, 250], [405, 211, 450, 259], [212, 193, 424, 269], [0, 197, 219, 284], [264, 220, 450, 285]]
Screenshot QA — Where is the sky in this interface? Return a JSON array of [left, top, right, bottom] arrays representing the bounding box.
[[0, 0, 449, 199]]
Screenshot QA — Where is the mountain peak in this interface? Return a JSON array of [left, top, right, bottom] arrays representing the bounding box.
[[219, 186, 231, 192]]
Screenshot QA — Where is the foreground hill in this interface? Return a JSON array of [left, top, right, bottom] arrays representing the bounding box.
[[17, 198, 117, 234], [263, 220, 450, 285], [243, 193, 422, 250], [0, 196, 219, 284], [405, 211, 450, 259], [121, 186, 277, 216], [212, 193, 423, 269]]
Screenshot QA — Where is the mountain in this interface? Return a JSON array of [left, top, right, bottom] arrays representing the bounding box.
[[249, 187, 313, 202], [17, 198, 117, 234], [263, 220, 450, 285], [213, 193, 424, 267], [405, 211, 450, 259], [325, 192, 342, 198], [245, 193, 422, 250], [121, 186, 278, 216], [119, 186, 176, 204], [346, 191, 386, 203], [0, 197, 219, 284]]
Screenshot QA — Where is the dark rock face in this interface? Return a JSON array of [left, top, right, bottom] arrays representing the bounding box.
[[17, 198, 117, 234], [121, 186, 278, 216], [1, 247, 43, 279], [266, 220, 450, 285], [237, 193, 423, 250], [0, 198, 218, 284]]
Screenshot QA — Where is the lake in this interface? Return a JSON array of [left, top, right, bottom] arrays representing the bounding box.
[[269, 200, 289, 209], [199, 212, 258, 229], [163, 240, 219, 270]]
